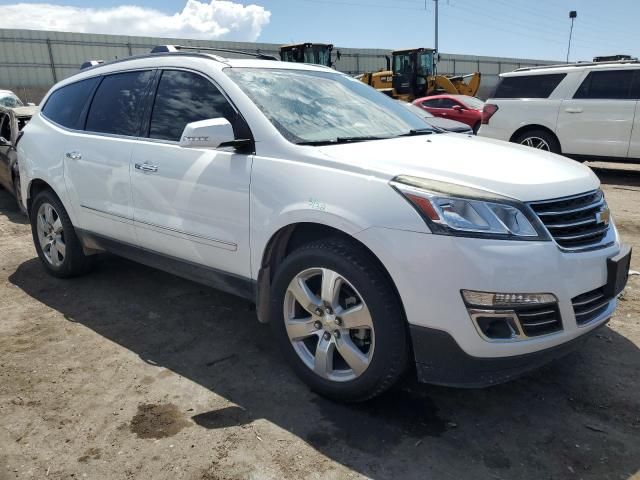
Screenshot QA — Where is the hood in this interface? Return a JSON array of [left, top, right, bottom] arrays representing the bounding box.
[[315, 134, 599, 202]]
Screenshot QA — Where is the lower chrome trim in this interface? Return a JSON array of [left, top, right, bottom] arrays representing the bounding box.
[[80, 204, 237, 251]]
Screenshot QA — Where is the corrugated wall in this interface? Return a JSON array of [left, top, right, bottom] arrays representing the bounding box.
[[0, 28, 558, 102]]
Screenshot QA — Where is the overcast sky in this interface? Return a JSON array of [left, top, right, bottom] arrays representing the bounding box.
[[0, 0, 636, 61]]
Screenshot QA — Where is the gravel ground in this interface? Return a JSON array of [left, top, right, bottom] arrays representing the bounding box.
[[0, 162, 639, 480]]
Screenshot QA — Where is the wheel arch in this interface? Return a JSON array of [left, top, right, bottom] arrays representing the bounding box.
[[509, 124, 562, 153], [26, 178, 60, 217], [255, 222, 406, 328]]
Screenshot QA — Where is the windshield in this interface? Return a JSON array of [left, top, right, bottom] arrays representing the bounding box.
[[0, 93, 23, 108], [457, 95, 484, 110], [225, 68, 431, 144]]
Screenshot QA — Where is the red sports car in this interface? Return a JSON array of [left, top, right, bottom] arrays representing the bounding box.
[[413, 94, 485, 133]]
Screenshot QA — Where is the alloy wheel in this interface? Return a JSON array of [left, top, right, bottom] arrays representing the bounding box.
[[520, 136, 551, 151], [283, 267, 375, 382], [36, 203, 66, 267]]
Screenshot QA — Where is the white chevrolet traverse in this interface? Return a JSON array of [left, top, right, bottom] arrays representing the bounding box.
[[18, 46, 631, 402]]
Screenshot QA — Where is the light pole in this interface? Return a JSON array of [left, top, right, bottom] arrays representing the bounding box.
[[567, 10, 577, 63], [434, 0, 439, 54]]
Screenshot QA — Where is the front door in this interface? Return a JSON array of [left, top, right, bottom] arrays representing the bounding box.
[[0, 112, 12, 189], [130, 69, 252, 278], [556, 69, 636, 158]]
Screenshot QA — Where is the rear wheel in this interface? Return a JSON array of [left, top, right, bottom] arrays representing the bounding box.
[[270, 238, 407, 402], [514, 129, 560, 154], [30, 189, 95, 278]]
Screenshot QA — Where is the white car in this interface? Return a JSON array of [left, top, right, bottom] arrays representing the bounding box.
[[478, 60, 640, 161], [18, 46, 631, 402]]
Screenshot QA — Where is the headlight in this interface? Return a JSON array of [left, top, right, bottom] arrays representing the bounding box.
[[391, 175, 549, 240]]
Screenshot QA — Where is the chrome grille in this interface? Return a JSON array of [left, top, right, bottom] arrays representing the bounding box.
[[528, 190, 611, 251], [571, 287, 612, 325]]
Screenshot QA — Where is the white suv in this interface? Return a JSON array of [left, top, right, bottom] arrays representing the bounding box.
[[478, 60, 640, 161], [18, 46, 631, 402]]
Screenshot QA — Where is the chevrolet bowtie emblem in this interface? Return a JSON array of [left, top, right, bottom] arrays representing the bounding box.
[[596, 207, 610, 225]]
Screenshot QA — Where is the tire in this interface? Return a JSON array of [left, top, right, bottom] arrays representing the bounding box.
[[270, 237, 408, 402], [513, 129, 561, 154], [12, 174, 26, 215], [30, 189, 95, 278], [472, 121, 481, 134]]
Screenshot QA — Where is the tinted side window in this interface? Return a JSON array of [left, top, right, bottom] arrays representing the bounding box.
[[632, 70, 640, 99], [439, 98, 458, 108], [493, 73, 566, 98], [422, 99, 439, 108], [86, 70, 154, 136], [149, 70, 234, 142], [42, 77, 99, 129], [574, 70, 634, 100]]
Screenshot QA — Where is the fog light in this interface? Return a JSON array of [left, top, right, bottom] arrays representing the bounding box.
[[462, 290, 557, 308]]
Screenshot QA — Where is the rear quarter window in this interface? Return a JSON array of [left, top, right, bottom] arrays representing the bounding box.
[[492, 73, 567, 99], [41, 77, 99, 129]]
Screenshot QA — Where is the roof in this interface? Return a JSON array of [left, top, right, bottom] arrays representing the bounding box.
[[503, 59, 640, 77]]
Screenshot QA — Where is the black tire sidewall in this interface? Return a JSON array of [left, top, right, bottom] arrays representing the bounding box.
[[30, 189, 90, 278], [270, 239, 407, 402]]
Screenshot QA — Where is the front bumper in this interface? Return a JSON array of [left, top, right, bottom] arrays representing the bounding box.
[[354, 226, 624, 362], [410, 321, 608, 387]]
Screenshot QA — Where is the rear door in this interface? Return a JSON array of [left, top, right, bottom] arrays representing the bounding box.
[[62, 70, 154, 244], [130, 69, 252, 278], [557, 69, 636, 157]]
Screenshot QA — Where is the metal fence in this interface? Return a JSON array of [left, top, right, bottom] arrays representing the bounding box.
[[0, 28, 558, 102]]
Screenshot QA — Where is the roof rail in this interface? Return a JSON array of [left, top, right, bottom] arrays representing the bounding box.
[[514, 58, 640, 72], [80, 60, 104, 70], [150, 45, 278, 61]]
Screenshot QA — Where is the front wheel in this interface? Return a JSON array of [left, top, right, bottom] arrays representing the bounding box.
[[270, 238, 408, 402]]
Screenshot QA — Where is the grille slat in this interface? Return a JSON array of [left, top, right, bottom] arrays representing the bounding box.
[[572, 286, 612, 325], [529, 190, 611, 250], [516, 305, 562, 336]]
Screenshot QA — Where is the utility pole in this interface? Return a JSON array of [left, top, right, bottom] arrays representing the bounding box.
[[434, 0, 439, 53], [567, 10, 577, 63]]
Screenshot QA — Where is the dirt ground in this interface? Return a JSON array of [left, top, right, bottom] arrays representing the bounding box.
[[1, 162, 639, 480]]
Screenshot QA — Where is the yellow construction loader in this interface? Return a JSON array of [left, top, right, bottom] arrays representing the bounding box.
[[359, 48, 481, 101]]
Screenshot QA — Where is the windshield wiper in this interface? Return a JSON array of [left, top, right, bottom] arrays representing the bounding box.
[[397, 128, 436, 137], [297, 135, 390, 146]]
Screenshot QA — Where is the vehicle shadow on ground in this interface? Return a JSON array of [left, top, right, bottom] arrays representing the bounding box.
[[0, 189, 28, 224], [9, 254, 640, 479]]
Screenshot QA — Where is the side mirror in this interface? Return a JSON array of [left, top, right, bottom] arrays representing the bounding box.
[[179, 118, 236, 149], [452, 105, 464, 112]]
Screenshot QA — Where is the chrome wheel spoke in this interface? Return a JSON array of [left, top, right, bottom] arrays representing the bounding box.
[[39, 233, 50, 250], [287, 276, 321, 315], [320, 268, 341, 307], [286, 318, 319, 341], [44, 204, 55, 226], [338, 303, 372, 329], [52, 218, 63, 234], [314, 336, 335, 378], [54, 240, 66, 259], [335, 335, 369, 376]]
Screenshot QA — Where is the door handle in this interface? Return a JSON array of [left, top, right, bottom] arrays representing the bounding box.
[[65, 151, 82, 160], [134, 162, 158, 173], [565, 108, 583, 114]]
